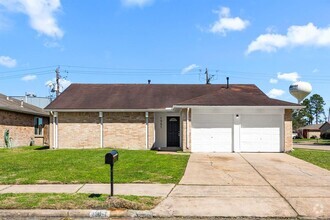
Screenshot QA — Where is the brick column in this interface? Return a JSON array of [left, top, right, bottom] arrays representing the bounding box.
[[181, 108, 191, 152], [148, 112, 155, 149], [284, 109, 293, 152]]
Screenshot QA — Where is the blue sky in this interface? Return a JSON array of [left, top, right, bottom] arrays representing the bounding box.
[[0, 0, 329, 115]]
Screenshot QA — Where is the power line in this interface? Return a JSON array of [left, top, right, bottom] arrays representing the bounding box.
[[0, 65, 56, 74]]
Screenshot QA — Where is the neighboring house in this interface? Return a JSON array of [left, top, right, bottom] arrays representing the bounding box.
[[298, 124, 322, 139], [0, 93, 49, 147], [45, 84, 301, 153], [320, 122, 330, 138]]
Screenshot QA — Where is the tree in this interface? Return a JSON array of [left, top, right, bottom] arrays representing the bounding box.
[[292, 94, 326, 130], [310, 94, 325, 124], [301, 99, 314, 124], [292, 109, 308, 130]]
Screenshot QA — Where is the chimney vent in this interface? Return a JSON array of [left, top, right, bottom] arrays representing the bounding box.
[[226, 77, 229, 89], [148, 80, 151, 84]]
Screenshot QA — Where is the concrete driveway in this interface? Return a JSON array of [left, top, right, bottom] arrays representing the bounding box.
[[153, 153, 330, 218]]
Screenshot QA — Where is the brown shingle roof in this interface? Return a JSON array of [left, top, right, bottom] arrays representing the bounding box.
[[45, 84, 300, 110], [299, 124, 323, 130], [0, 93, 49, 116]]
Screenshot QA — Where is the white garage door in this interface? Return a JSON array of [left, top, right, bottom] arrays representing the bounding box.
[[191, 113, 233, 152], [240, 115, 282, 152]]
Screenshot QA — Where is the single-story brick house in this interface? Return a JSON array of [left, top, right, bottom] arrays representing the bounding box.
[[297, 124, 322, 139], [0, 93, 49, 147], [45, 83, 301, 152]]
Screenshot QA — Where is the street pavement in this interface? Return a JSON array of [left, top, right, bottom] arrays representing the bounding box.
[[294, 143, 330, 151]]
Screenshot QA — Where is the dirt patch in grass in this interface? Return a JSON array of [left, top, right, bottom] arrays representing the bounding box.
[[0, 193, 161, 210]]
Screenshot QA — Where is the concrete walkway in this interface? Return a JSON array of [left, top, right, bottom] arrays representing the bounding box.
[[152, 153, 330, 218], [0, 183, 175, 197], [294, 143, 330, 151]]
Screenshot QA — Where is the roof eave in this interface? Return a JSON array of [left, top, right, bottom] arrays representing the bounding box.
[[173, 105, 304, 109], [44, 108, 173, 112], [0, 107, 49, 117]]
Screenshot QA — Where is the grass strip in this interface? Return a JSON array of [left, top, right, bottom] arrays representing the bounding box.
[[289, 149, 330, 170], [0, 193, 161, 210]]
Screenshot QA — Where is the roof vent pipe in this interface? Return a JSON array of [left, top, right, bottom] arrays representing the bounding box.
[[148, 80, 151, 84], [226, 77, 229, 89], [20, 100, 24, 107]]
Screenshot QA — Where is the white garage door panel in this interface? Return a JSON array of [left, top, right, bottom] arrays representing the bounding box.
[[192, 114, 232, 152], [240, 115, 282, 152]]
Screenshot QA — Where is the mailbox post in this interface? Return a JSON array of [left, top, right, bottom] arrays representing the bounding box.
[[105, 150, 118, 197]]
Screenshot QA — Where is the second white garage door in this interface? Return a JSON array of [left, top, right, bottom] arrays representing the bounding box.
[[240, 114, 282, 152], [191, 113, 233, 152]]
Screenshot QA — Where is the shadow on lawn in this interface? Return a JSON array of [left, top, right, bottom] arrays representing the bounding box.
[[33, 146, 50, 150], [89, 194, 102, 198]]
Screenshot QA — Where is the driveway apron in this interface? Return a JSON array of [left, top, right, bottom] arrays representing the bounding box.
[[153, 153, 330, 218], [242, 153, 330, 218]]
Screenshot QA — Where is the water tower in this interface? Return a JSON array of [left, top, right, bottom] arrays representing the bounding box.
[[289, 81, 312, 103]]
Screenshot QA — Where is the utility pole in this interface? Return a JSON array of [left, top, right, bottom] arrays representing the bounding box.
[[205, 68, 214, 84], [55, 66, 61, 98]]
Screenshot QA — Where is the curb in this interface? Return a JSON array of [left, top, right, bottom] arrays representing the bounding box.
[[0, 209, 153, 218]]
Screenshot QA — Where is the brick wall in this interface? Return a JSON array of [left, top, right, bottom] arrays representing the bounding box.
[[104, 112, 148, 150], [284, 109, 293, 152], [181, 108, 191, 152], [58, 112, 100, 148], [0, 110, 48, 147], [147, 113, 155, 149], [53, 112, 153, 150]]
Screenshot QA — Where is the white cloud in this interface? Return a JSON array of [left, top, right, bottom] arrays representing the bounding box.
[[210, 7, 249, 35], [312, 68, 319, 73], [45, 77, 71, 92], [0, 14, 11, 30], [43, 40, 64, 50], [21, 74, 36, 81], [121, 0, 153, 7], [277, 72, 300, 82], [0, 0, 63, 38], [181, 64, 199, 74], [247, 23, 330, 54], [267, 89, 285, 98], [269, 78, 278, 84], [0, 55, 17, 68]]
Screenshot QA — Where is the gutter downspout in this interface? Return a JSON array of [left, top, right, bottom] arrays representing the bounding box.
[[53, 112, 58, 149], [187, 108, 190, 150], [146, 112, 149, 150], [99, 112, 103, 148]]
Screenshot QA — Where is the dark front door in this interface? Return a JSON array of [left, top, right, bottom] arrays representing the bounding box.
[[167, 117, 180, 147]]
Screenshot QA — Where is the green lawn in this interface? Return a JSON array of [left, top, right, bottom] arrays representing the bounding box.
[[0, 146, 189, 184], [0, 193, 161, 210], [289, 149, 330, 170]]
